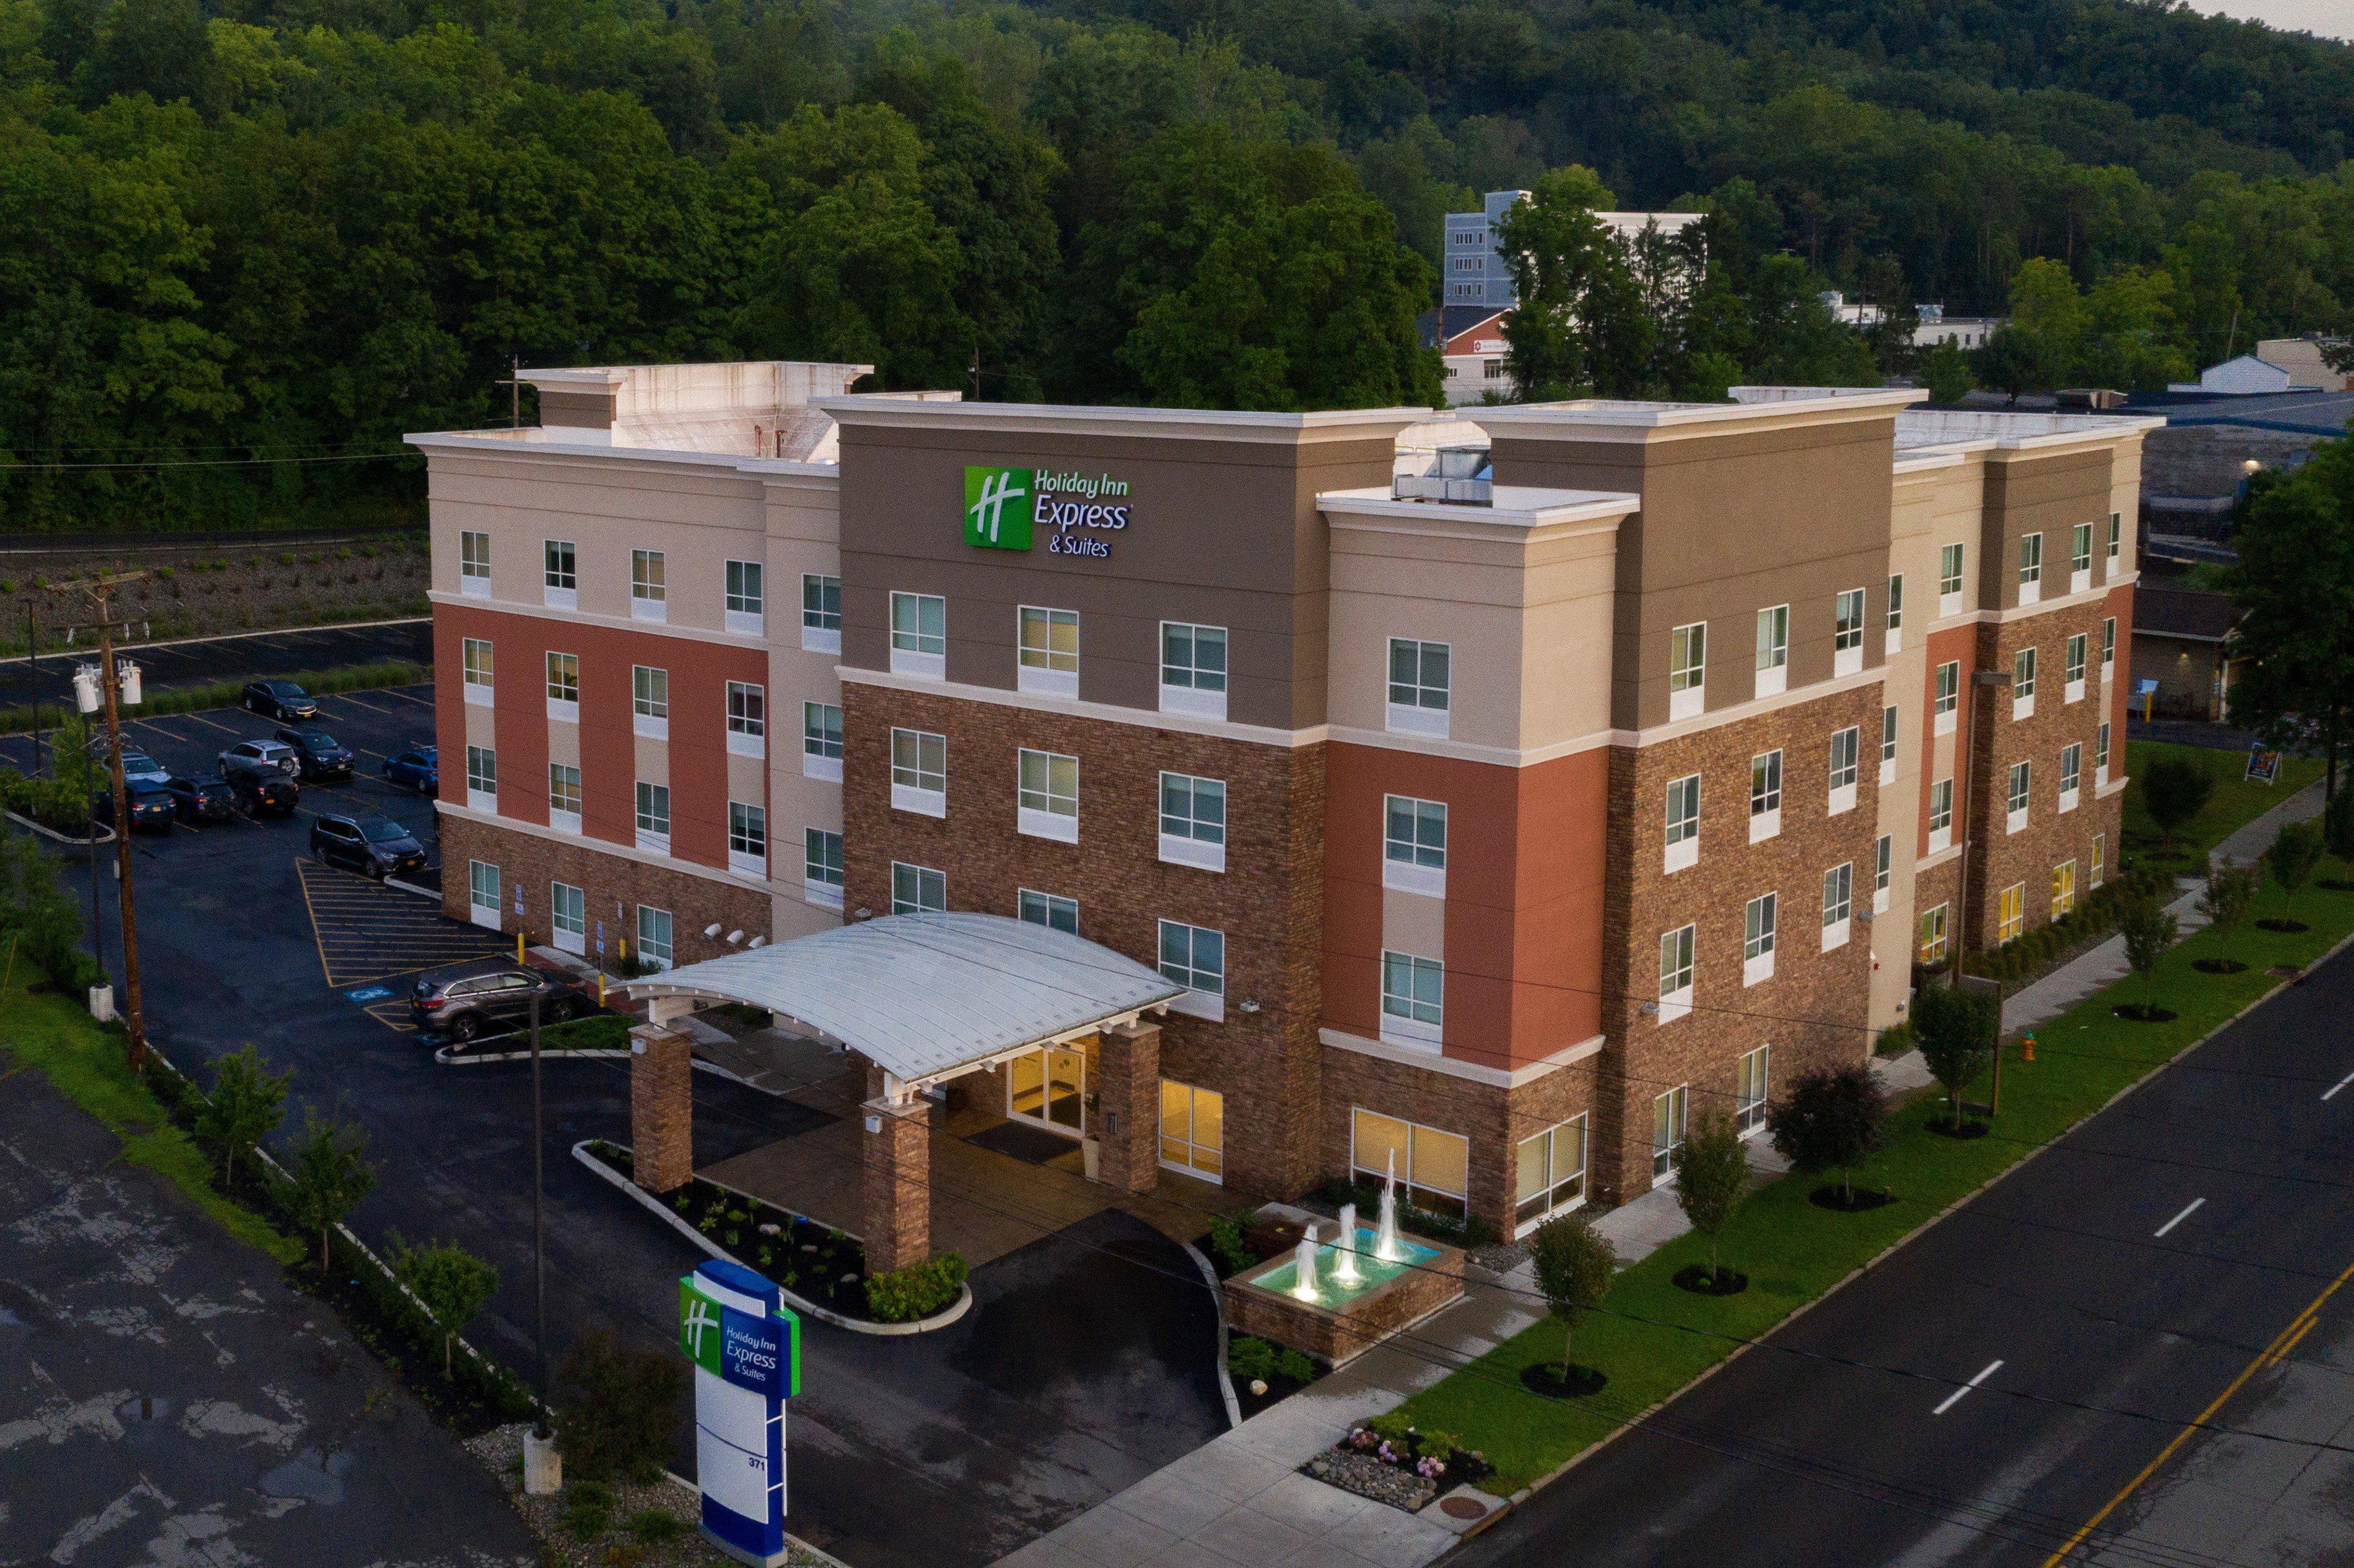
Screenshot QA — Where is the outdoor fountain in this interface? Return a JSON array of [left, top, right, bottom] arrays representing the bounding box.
[[1374, 1152, 1406, 1262], [1289, 1224, 1323, 1302], [1330, 1204, 1363, 1287]]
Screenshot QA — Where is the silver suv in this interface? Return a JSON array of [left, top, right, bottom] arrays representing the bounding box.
[[218, 739, 300, 780]]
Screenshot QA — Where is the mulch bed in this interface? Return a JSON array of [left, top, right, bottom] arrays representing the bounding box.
[[1672, 1265, 1748, 1296], [2112, 1004, 2181, 1022], [2320, 880, 2354, 893], [1519, 1363, 1609, 1399], [2193, 958, 2249, 974], [1808, 1186, 1896, 1212], [1924, 1119, 1992, 1141], [2257, 918, 2312, 933], [1234, 1369, 1315, 1421]]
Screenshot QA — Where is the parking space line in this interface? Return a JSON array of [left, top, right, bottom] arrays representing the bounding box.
[[1932, 1360, 2003, 1416], [2153, 1198, 2206, 1238], [2322, 1069, 2354, 1102]]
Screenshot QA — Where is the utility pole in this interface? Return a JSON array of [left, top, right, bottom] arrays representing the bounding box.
[[53, 572, 150, 1069], [530, 988, 549, 1424], [26, 599, 41, 778], [495, 352, 525, 428]]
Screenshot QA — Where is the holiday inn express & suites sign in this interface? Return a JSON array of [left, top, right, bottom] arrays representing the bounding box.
[[964, 465, 1133, 557]]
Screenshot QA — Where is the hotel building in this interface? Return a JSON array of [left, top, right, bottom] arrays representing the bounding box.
[[411, 367, 2153, 1236]]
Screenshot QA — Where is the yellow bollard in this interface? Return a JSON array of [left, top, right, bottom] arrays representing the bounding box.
[[517, 931, 525, 964], [598, 973, 608, 1008]]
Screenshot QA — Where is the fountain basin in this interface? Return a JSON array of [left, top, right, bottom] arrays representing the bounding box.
[[1223, 1225, 1465, 1368]]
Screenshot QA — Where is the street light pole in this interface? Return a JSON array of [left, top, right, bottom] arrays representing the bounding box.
[[530, 988, 549, 1433], [54, 573, 149, 1069]]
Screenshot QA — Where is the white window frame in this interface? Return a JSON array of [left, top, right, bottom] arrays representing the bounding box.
[[1379, 950, 1444, 1048], [1822, 862, 1852, 951], [1383, 794, 1447, 896], [550, 881, 586, 956], [891, 862, 947, 916], [1920, 904, 1949, 965], [728, 801, 767, 878], [2052, 859, 2077, 920], [1743, 891, 1777, 986], [548, 763, 582, 836], [467, 860, 501, 931], [2071, 522, 2093, 594], [2092, 833, 2106, 889], [2006, 760, 2032, 835], [2101, 617, 2116, 681], [1754, 604, 1789, 698], [1515, 1115, 1588, 1234], [802, 702, 842, 783], [1928, 778, 1954, 854], [1159, 622, 1228, 720], [2097, 721, 2111, 787], [1387, 637, 1452, 737], [459, 529, 491, 596], [1873, 834, 1892, 914], [1352, 1109, 1469, 1218], [1658, 924, 1695, 1024], [2065, 633, 2088, 703], [1884, 574, 1904, 654], [1669, 622, 1707, 721], [631, 548, 666, 622], [462, 637, 494, 707], [727, 682, 766, 759], [801, 573, 842, 655], [545, 651, 579, 725], [1880, 704, 1899, 785], [1018, 888, 1078, 935], [636, 905, 674, 970], [1935, 660, 1960, 736], [2013, 646, 2037, 721], [634, 780, 671, 854], [2017, 532, 2043, 605], [633, 664, 669, 740], [1017, 606, 1080, 699], [1159, 772, 1227, 873], [543, 538, 576, 611], [1997, 882, 2026, 944], [1833, 587, 1867, 677], [2106, 512, 2122, 563], [2059, 742, 2082, 813], [889, 592, 947, 680], [1664, 773, 1701, 874], [465, 744, 497, 814], [1938, 542, 1965, 617], [1158, 920, 1225, 1022], [1750, 749, 1783, 842], [1828, 726, 1860, 815], [1652, 1086, 1689, 1181], [725, 560, 764, 637], [890, 728, 946, 817], [1735, 1046, 1770, 1136], [804, 829, 844, 910], [1017, 748, 1080, 842]]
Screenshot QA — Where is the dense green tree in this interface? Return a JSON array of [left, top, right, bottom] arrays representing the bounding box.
[[2230, 438, 2354, 801]]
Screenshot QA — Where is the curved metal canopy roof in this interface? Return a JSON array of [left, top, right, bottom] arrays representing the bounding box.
[[617, 912, 1184, 1088]]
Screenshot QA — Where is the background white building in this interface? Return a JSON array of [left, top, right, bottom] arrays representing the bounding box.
[[1444, 191, 1702, 308]]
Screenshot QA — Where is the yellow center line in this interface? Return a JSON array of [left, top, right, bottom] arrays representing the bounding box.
[[2041, 1258, 2354, 1565]]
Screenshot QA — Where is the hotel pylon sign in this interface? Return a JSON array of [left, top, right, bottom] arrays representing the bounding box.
[[680, 1258, 801, 1566]]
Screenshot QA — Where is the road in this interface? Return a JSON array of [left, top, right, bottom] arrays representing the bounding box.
[[1452, 943, 2354, 1568], [0, 618, 429, 715]]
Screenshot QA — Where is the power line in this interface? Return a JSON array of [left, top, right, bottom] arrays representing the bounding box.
[[2, 451, 421, 473]]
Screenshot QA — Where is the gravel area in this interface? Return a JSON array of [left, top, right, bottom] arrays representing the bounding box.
[[1467, 1239, 1528, 1274], [1301, 1447, 1440, 1514]]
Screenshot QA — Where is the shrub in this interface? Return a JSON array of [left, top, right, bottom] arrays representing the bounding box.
[[387, 1235, 497, 1378], [2138, 754, 2214, 850], [281, 1107, 374, 1272], [864, 1252, 967, 1322], [1872, 1019, 1916, 1058], [560, 1479, 614, 1540], [277, 550, 296, 566], [1276, 1347, 1316, 1383], [1767, 1064, 1887, 1203], [1913, 981, 1998, 1129], [2267, 820, 2325, 916], [1670, 1109, 1748, 1278], [2197, 859, 2260, 935], [1228, 1336, 1276, 1383], [1530, 1211, 1615, 1380], [196, 1045, 290, 1185], [2120, 895, 2179, 1011], [628, 1510, 683, 1545], [555, 1329, 686, 1485], [1206, 1212, 1253, 1275]]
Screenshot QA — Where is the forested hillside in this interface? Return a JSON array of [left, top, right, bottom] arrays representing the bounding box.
[[2, 0, 2350, 529]]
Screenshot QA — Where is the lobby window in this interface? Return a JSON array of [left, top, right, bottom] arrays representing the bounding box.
[[1919, 904, 1949, 964], [1019, 889, 1078, 935], [802, 702, 843, 782], [1387, 637, 1451, 737], [635, 781, 670, 848], [889, 592, 947, 679], [1743, 891, 1777, 985], [1157, 920, 1225, 1022], [636, 905, 673, 970], [1828, 726, 1860, 813], [2106, 512, 2123, 562], [1665, 774, 1701, 874], [1652, 1086, 1689, 1181], [1669, 622, 1707, 721], [633, 665, 669, 739], [2092, 834, 2106, 888], [467, 861, 499, 927], [1659, 923, 1696, 1022], [1874, 834, 1893, 912], [546, 652, 579, 720], [1823, 862, 1852, 950], [2060, 742, 2083, 810], [2006, 760, 2032, 832], [1516, 1116, 1588, 1230], [463, 637, 494, 706], [2017, 533, 2043, 600], [1353, 1109, 1469, 1220], [548, 763, 582, 833], [1381, 951, 1444, 1046], [725, 560, 764, 635], [1938, 542, 1965, 613], [2052, 859, 2076, 920], [2066, 633, 2088, 699], [1017, 748, 1080, 842], [889, 728, 946, 817], [1160, 623, 1228, 720], [1935, 660, 1960, 734], [1018, 607, 1080, 698], [543, 539, 576, 609], [1755, 604, 1789, 696], [631, 548, 666, 620], [1161, 1081, 1224, 1182], [728, 802, 766, 877], [727, 682, 766, 758], [1750, 748, 1783, 842], [1885, 574, 1904, 651], [1928, 778, 1955, 851], [1997, 882, 2025, 943], [1159, 772, 1227, 873], [1880, 704, 1900, 783], [2101, 617, 2116, 677], [551, 881, 586, 954], [459, 530, 490, 595], [2071, 522, 2093, 588], [1384, 795, 1447, 896], [802, 574, 841, 655], [1736, 1045, 1770, 1135], [804, 829, 844, 908], [1834, 587, 1867, 675], [465, 744, 497, 811], [892, 862, 946, 915]]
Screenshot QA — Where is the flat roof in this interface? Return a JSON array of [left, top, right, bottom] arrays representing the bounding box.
[[1318, 484, 1638, 531], [812, 396, 1439, 445]]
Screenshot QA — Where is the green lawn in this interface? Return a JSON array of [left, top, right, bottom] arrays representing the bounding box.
[[0, 980, 297, 1263], [1397, 861, 2354, 1496], [2121, 739, 2326, 867]]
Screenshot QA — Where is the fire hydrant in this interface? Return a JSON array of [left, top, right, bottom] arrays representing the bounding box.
[[2020, 1032, 2036, 1062]]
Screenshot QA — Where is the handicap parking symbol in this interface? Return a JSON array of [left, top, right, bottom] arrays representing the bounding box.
[[345, 985, 394, 1003]]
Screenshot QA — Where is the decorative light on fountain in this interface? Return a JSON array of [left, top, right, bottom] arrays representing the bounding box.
[[1374, 1152, 1407, 1263], [1290, 1222, 1323, 1303], [1331, 1202, 1363, 1287]]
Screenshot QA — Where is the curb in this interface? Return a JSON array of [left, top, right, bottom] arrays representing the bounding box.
[[570, 1141, 972, 1336], [5, 810, 115, 854], [433, 1045, 633, 1067], [383, 877, 439, 899], [1180, 1239, 1244, 1429]]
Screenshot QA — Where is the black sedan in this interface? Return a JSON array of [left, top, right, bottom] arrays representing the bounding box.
[[274, 725, 354, 782], [231, 772, 300, 818], [94, 782, 177, 834], [409, 960, 596, 1043], [309, 812, 429, 880], [242, 680, 318, 721], [161, 774, 237, 824]]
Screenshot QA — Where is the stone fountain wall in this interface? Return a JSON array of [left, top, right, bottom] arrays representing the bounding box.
[[1222, 1240, 1465, 1367]]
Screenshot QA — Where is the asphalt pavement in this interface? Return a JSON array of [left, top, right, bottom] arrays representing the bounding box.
[[25, 683, 1227, 1567], [1449, 943, 2354, 1568], [0, 618, 429, 715]]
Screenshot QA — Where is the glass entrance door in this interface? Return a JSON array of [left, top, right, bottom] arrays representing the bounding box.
[[1007, 1046, 1085, 1135]]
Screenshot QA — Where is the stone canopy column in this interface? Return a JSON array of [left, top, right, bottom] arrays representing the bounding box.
[[630, 1022, 695, 1194], [862, 1095, 930, 1276], [1093, 1019, 1160, 1195]]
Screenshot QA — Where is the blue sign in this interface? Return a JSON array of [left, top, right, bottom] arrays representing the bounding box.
[[680, 1258, 796, 1565], [345, 985, 392, 1003]]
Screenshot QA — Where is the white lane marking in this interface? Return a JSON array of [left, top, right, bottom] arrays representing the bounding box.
[[2153, 1197, 2206, 1238], [2322, 1069, 2354, 1103], [1934, 1360, 2005, 1416]]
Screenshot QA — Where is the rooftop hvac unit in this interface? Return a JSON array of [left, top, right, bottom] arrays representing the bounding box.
[[1392, 445, 1493, 504]]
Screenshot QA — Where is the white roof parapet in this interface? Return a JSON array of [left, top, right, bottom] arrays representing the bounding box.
[[616, 912, 1185, 1089]]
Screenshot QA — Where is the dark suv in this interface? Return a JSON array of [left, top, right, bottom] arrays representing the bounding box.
[[162, 774, 237, 824], [308, 813, 428, 880], [94, 782, 177, 833], [274, 726, 354, 782], [409, 961, 596, 1043], [231, 772, 300, 818]]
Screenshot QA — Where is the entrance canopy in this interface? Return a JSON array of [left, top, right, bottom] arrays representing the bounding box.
[[617, 912, 1184, 1092]]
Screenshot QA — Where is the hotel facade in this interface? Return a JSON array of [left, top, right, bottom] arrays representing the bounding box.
[[411, 367, 2152, 1237]]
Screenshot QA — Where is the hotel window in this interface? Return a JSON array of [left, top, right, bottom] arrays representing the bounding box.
[[1828, 726, 1860, 812], [1935, 660, 1960, 734], [1743, 891, 1777, 984], [2097, 721, 2111, 782], [1997, 882, 2026, 943], [2017, 533, 2043, 600], [1755, 604, 1789, 696], [551, 881, 586, 954], [1387, 637, 1451, 736], [1659, 923, 1696, 1022], [892, 862, 947, 915], [1750, 748, 1783, 841], [1159, 773, 1227, 872], [462, 637, 494, 706], [631, 548, 666, 620], [459, 530, 490, 595], [1885, 574, 1905, 651], [633, 665, 668, 738], [2060, 742, 2082, 808], [2101, 617, 2116, 677], [635, 781, 670, 848], [1652, 1086, 1689, 1180], [543, 539, 576, 607], [1834, 587, 1867, 674], [1160, 622, 1228, 719], [1381, 951, 1444, 1045], [546, 651, 579, 719], [889, 728, 946, 816], [801, 573, 841, 654], [1669, 622, 1707, 720], [1928, 778, 1955, 851], [1874, 834, 1893, 911], [2106, 512, 2122, 561], [2092, 834, 2106, 888], [802, 702, 842, 782], [1736, 1046, 1770, 1135], [889, 592, 947, 679], [1019, 889, 1078, 935], [1384, 795, 1447, 895], [728, 802, 766, 876], [725, 560, 764, 635], [1516, 1116, 1588, 1228], [1938, 542, 1965, 612], [804, 829, 844, 907], [465, 744, 497, 810], [1823, 862, 1853, 948], [2071, 522, 2093, 589], [1017, 748, 1080, 841], [1017, 606, 1081, 698], [2014, 645, 2037, 707], [1880, 704, 1900, 783], [636, 905, 673, 969], [727, 682, 766, 758], [1352, 1109, 1469, 1220], [1161, 1081, 1224, 1182], [2052, 859, 2076, 919], [2066, 633, 2088, 699], [1664, 773, 1701, 873], [467, 860, 499, 927], [2006, 760, 2032, 831], [548, 763, 582, 832], [1919, 904, 1949, 964], [1158, 920, 1225, 1021]]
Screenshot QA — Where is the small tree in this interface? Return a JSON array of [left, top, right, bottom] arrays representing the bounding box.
[[2267, 820, 2325, 919], [196, 1046, 290, 1187], [1767, 1064, 1886, 1205], [2138, 755, 2214, 853], [390, 1235, 498, 1378], [1529, 1211, 1616, 1387], [2119, 896, 2178, 1012], [281, 1108, 374, 1273], [556, 1328, 688, 1484], [1670, 1109, 1748, 1284], [2196, 858, 2260, 936], [1911, 982, 1998, 1129]]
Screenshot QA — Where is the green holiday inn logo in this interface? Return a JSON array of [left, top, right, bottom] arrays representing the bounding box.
[[964, 465, 1035, 550], [680, 1278, 725, 1377]]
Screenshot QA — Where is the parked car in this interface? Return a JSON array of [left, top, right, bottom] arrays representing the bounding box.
[[273, 725, 354, 782], [82, 739, 170, 785], [408, 959, 596, 1043], [242, 680, 318, 721], [308, 812, 429, 880], [381, 747, 438, 794], [230, 772, 300, 818], [219, 738, 300, 780], [93, 782, 177, 834], [161, 774, 237, 824]]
